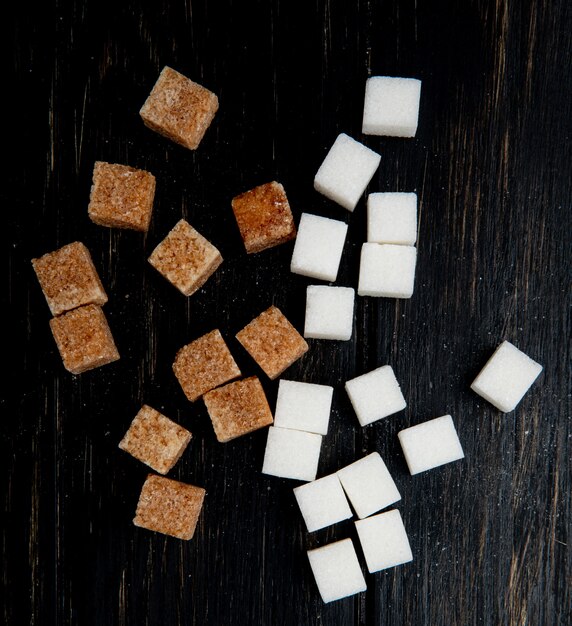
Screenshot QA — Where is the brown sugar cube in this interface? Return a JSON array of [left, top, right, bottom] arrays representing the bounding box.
[[118, 405, 192, 474], [139, 66, 219, 150], [148, 219, 223, 296], [203, 376, 273, 443], [236, 306, 309, 379], [133, 474, 205, 540], [31, 241, 108, 316], [231, 181, 296, 254], [49, 304, 120, 374], [173, 329, 241, 402]]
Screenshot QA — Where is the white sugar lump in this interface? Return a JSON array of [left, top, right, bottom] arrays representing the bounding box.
[[367, 192, 417, 246], [262, 426, 322, 481], [307, 538, 367, 603], [398, 414, 464, 475], [290, 213, 348, 281], [355, 509, 413, 573], [304, 285, 355, 341], [358, 243, 417, 298], [470, 341, 543, 412], [337, 452, 400, 519], [274, 379, 333, 436], [293, 473, 352, 532], [345, 365, 406, 427], [313, 133, 381, 212], [362, 76, 422, 138]]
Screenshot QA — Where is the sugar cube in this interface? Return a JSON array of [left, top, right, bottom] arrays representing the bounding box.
[[367, 192, 417, 246], [262, 426, 322, 481], [358, 243, 417, 298], [274, 379, 333, 435], [304, 285, 355, 341], [293, 473, 352, 532]]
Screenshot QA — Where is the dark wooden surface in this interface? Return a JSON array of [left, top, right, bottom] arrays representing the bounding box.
[[5, 1, 571, 624]]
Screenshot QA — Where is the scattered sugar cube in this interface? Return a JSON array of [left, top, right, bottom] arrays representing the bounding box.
[[355, 510, 413, 573], [203, 376, 273, 443], [139, 66, 219, 150], [358, 243, 417, 298], [236, 306, 308, 380], [307, 539, 367, 603], [367, 192, 417, 246], [398, 414, 464, 475], [49, 304, 119, 374], [290, 213, 348, 281], [118, 405, 192, 474], [31, 242, 108, 316], [133, 474, 205, 540], [88, 161, 156, 232], [304, 285, 355, 341], [362, 76, 422, 138], [470, 341, 543, 412], [262, 426, 322, 481], [337, 452, 400, 518], [345, 365, 406, 427], [293, 473, 352, 532], [274, 379, 333, 435]]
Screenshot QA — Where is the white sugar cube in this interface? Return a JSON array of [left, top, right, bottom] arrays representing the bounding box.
[[355, 509, 413, 573], [470, 341, 543, 412], [314, 133, 381, 212], [358, 243, 417, 298], [304, 285, 355, 341], [262, 426, 322, 481], [290, 213, 348, 281], [345, 365, 406, 427], [398, 415, 464, 475], [337, 452, 400, 518], [274, 379, 333, 435], [362, 76, 422, 138], [307, 538, 367, 603], [293, 473, 353, 532], [367, 192, 417, 246]]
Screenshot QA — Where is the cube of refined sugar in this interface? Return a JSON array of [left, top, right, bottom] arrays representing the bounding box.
[[293, 473, 352, 532], [367, 192, 417, 245], [231, 181, 296, 254], [345, 365, 406, 427], [358, 243, 417, 298], [337, 452, 400, 518], [31, 242, 108, 316], [139, 66, 219, 150], [362, 76, 422, 138], [398, 414, 464, 475], [203, 376, 273, 443], [290, 213, 348, 281], [304, 285, 355, 341], [49, 304, 119, 374], [355, 510, 413, 573], [314, 133, 381, 212], [148, 219, 222, 296], [274, 379, 333, 435], [307, 539, 367, 603], [118, 405, 192, 474], [173, 329, 241, 402], [133, 474, 205, 540], [88, 161, 156, 232], [470, 341, 543, 412], [262, 426, 322, 481], [236, 306, 308, 379]]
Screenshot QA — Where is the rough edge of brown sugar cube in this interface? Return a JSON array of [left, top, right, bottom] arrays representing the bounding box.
[[118, 405, 192, 475], [133, 474, 205, 540], [203, 376, 274, 443], [31, 241, 108, 316], [235, 305, 309, 380]]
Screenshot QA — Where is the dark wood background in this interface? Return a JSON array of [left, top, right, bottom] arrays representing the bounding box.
[[5, 0, 571, 624]]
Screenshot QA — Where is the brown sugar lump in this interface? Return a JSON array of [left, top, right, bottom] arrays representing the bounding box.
[[31, 241, 108, 316], [148, 219, 223, 296], [203, 376, 273, 443], [118, 405, 192, 474], [139, 66, 219, 150], [231, 181, 296, 254], [236, 306, 309, 379], [133, 474, 205, 540], [88, 162, 156, 232], [173, 329, 241, 402], [49, 304, 119, 374]]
